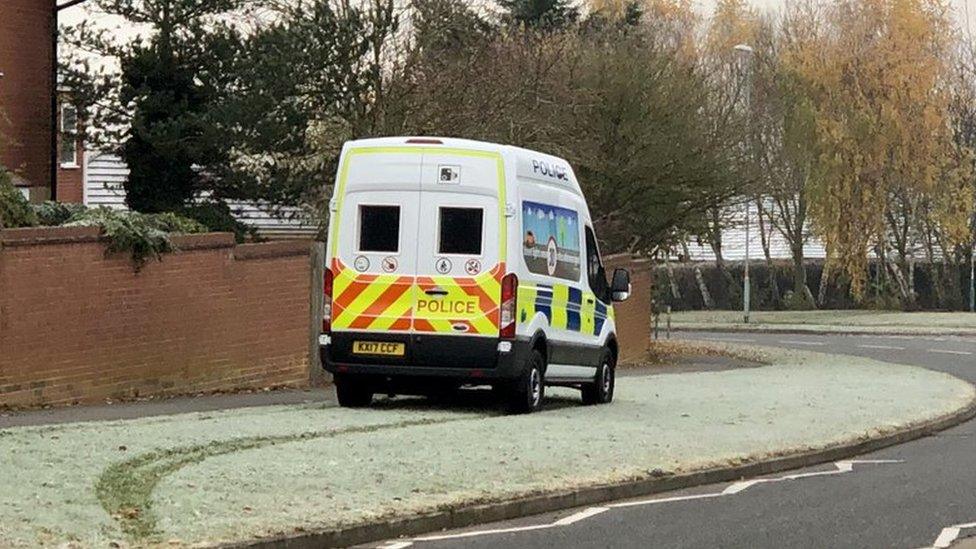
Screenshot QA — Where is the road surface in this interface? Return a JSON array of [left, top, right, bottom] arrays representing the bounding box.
[[382, 331, 976, 549]]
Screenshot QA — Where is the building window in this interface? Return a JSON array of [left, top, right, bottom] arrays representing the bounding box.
[[60, 104, 78, 167]]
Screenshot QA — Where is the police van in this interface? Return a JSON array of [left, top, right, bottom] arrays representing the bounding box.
[[320, 137, 631, 413]]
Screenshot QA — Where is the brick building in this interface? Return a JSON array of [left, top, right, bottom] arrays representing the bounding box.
[[0, 0, 56, 200], [0, 0, 84, 203]]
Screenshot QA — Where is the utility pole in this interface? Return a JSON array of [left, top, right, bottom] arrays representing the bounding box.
[[970, 232, 975, 313], [735, 43, 754, 324], [969, 213, 975, 313]]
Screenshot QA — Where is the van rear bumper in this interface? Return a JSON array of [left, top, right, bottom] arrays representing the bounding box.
[[322, 332, 530, 380]]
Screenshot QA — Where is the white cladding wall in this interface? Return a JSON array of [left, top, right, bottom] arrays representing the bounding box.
[[84, 153, 318, 239], [679, 202, 826, 262]]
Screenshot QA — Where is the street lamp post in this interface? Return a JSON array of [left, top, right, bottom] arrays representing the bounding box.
[[970, 244, 974, 313], [735, 43, 754, 324]]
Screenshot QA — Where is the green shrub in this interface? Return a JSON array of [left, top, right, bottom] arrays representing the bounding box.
[[147, 211, 209, 234], [179, 201, 256, 243], [65, 207, 207, 270], [783, 288, 816, 311], [0, 169, 39, 228], [33, 201, 88, 226]]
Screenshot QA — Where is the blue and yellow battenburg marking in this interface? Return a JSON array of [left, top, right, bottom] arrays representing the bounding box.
[[518, 283, 613, 336]]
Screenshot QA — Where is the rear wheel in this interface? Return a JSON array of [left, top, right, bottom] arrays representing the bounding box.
[[581, 349, 615, 405], [335, 375, 373, 408], [507, 349, 545, 414]]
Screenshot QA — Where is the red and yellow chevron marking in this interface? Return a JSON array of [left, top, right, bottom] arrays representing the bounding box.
[[414, 263, 504, 335], [332, 258, 414, 332], [330, 259, 504, 335]]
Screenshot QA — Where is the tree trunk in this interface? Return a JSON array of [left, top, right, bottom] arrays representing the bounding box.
[[923, 234, 945, 308], [877, 244, 913, 309], [755, 198, 780, 308], [664, 255, 682, 301], [706, 208, 738, 307], [817, 262, 830, 307], [791, 243, 815, 308], [908, 255, 916, 305], [694, 266, 715, 310]]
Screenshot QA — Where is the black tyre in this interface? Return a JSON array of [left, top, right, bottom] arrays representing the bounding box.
[[581, 349, 615, 405], [335, 375, 373, 408], [507, 349, 545, 414]]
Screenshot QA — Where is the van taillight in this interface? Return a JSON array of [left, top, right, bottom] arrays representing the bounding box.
[[500, 273, 518, 339], [322, 267, 334, 334]]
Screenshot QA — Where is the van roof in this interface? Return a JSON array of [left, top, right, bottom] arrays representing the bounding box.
[[343, 136, 583, 196]]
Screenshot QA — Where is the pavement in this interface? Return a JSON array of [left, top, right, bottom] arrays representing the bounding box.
[[0, 388, 332, 429], [667, 310, 976, 336], [379, 331, 976, 549], [1, 340, 971, 548], [0, 357, 746, 430]]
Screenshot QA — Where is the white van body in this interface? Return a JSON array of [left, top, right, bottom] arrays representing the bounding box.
[[321, 137, 630, 413]]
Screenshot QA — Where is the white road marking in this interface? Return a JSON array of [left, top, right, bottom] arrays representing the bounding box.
[[416, 524, 551, 541], [921, 520, 976, 548], [858, 344, 905, 350], [928, 349, 973, 356], [378, 542, 414, 549], [552, 506, 611, 526], [699, 336, 757, 343], [413, 508, 610, 542], [385, 460, 903, 547], [609, 492, 722, 508], [778, 340, 825, 346]]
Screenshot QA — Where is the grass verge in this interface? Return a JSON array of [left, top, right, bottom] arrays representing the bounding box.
[[95, 417, 465, 542]]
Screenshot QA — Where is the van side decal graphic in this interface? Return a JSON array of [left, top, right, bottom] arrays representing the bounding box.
[[521, 201, 580, 281], [519, 283, 612, 336]]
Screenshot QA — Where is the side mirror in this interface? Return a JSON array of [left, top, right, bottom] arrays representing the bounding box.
[[610, 268, 630, 302]]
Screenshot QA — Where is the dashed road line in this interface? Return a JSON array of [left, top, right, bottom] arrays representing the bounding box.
[[699, 336, 757, 343], [379, 460, 903, 548], [778, 340, 825, 346], [858, 344, 905, 350], [928, 349, 973, 356]]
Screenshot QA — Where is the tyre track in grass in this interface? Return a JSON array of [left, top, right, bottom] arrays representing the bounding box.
[[95, 416, 477, 543]]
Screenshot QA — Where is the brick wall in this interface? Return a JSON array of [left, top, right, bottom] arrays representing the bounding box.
[[55, 92, 85, 203], [0, 0, 54, 195], [605, 256, 653, 363], [56, 156, 84, 203], [0, 227, 314, 409]]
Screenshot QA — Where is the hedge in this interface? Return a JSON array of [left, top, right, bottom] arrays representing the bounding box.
[[654, 260, 974, 312]]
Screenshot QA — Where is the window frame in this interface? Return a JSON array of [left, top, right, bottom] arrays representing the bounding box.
[[584, 225, 610, 302], [59, 104, 79, 168], [436, 205, 485, 256], [356, 204, 402, 254]]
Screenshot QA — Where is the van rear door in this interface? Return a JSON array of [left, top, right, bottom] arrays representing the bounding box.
[[413, 152, 504, 338], [331, 151, 421, 334]]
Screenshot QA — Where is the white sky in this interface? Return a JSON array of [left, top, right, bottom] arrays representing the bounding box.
[[59, 0, 976, 46]]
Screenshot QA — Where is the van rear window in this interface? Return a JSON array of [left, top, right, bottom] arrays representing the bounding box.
[[359, 205, 400, 252], [439, 207, 483, 255]]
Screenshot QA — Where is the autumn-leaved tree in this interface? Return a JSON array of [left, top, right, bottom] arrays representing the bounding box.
[[791, 0, 972, 303]]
